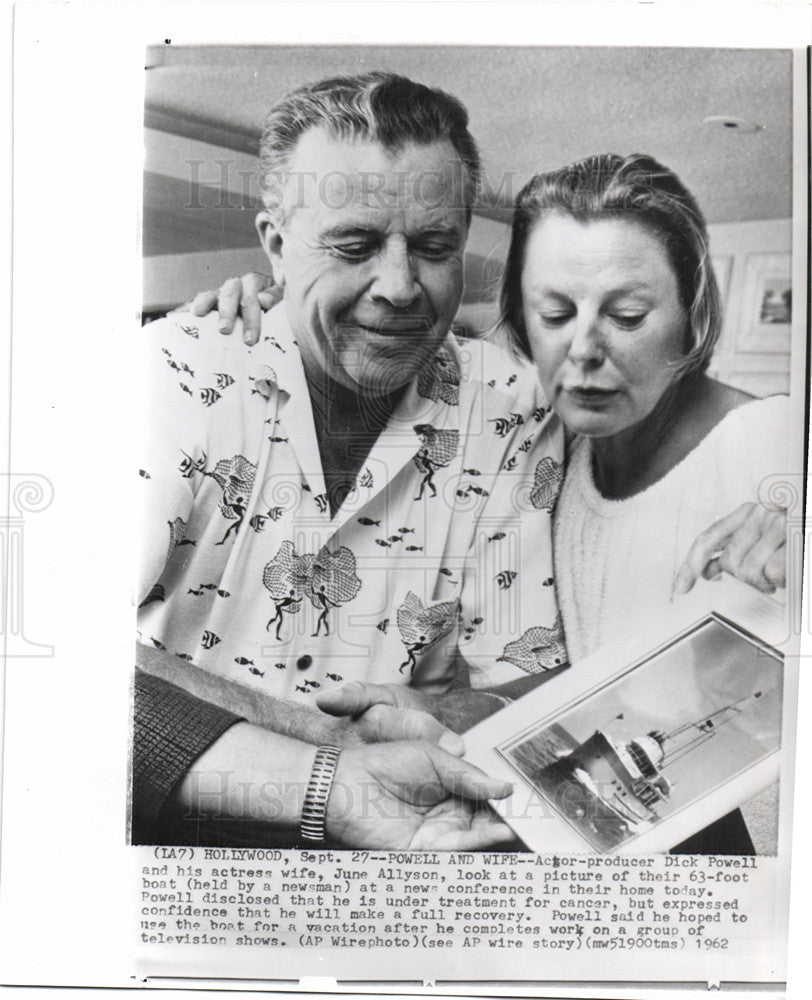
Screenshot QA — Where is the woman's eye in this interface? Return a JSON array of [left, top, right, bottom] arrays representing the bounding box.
[[540, 312, 573, 327], [610, 313, 646, 330]]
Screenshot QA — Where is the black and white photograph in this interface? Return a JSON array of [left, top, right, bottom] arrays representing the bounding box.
[[734, 251, 795, 357], [2, 3, 811, 996], [499, 615, 783, 853], [133, 42, 802, 862], [759, 279, 792, 326]]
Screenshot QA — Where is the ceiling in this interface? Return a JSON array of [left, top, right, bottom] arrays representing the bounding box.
[[145, 44, 794, 235]]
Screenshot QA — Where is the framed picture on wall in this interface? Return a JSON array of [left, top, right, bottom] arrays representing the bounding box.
[[738, 252, 793, 354]]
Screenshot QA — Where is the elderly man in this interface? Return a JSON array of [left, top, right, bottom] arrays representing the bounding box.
[[135, 72, 564, 847]]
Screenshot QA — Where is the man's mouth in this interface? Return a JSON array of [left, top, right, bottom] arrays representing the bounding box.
[[352, 319, 432, 337]]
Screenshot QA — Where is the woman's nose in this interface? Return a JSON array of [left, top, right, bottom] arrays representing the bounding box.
[[567, 313, 604, 366], [371, 242, 420, 308]]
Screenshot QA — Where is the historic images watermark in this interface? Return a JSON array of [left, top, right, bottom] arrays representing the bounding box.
[[758, 471, 809, 652], [1, 473, 54, 658]]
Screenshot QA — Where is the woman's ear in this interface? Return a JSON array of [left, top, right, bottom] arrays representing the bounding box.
[[255, 211, 286, 287]]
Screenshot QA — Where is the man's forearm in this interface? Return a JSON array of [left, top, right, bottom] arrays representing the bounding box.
[[136, 642, 364, 747], [172, 721, 317, 832]]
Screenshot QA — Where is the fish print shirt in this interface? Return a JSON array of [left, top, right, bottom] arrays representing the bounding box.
[[138, 306, 567, 706]]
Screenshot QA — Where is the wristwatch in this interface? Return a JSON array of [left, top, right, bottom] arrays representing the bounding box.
[[300, 745, 342, 843]]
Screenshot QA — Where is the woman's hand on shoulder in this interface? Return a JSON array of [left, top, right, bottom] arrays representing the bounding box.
[[674, 501, 786, 596], [178, 272, 281, 345]]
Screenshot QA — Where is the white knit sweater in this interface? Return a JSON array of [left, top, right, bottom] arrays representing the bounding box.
[[553, 395, 790, 664]]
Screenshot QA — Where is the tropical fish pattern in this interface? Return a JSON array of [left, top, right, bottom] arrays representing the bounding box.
[[138, 309, 565, 702]]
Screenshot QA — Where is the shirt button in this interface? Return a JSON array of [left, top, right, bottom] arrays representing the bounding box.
[[296, 654, 313, 670]]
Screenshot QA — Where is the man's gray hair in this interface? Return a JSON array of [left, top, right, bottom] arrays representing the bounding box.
[[258, 71, 481, 221]]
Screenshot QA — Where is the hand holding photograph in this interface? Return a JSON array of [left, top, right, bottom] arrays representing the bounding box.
[[465, 579, 789, 856], [2, 4, 810, 997]]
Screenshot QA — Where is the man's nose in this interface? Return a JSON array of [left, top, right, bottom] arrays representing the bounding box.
[[567, 312, 604, 366], [371, 242, 420, 307]]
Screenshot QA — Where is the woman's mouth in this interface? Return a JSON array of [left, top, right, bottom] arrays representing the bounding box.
[[564, 386, 620, 404]]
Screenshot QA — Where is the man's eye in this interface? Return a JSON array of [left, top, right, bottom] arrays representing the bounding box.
[[413, 242, 454, 260], [610, 313, 646, 330], [332, 244, 374, 260]]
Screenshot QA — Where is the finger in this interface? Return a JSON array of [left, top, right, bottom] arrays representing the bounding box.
[[257, 287, 283, 311], [216, 277, 243, 334], [359, 704, 465, 755], [673, 503, 753, 595], [242, 271, 274, 296], [444, 815, 516, 851], [187, 290, 218, 317], [465, 818, 516, 849], [702, 556, 723, 581], [723, 539, 781, 591], [427, 747, 513, 802], [723, 541, 784, 593], [715, 513, 766, 577], [717, 510, 785, 590], [240, 293, 262, 346], [764, 545, 786, 589], [240, 272, 275, 345], [316, 681, 397, 717]]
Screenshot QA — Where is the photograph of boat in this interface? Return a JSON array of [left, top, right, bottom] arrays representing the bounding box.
[[500, 617, 782, 851]]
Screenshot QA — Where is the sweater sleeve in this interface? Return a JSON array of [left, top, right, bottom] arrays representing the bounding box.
[[131, 668, 243, 844]]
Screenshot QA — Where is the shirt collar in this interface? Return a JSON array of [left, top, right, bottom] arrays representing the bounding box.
[[247, 304, 304, 400], [249, 304, 463, 436], [249, 306, 467, 534]]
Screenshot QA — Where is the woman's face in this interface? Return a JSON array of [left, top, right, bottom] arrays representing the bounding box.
[[521, 213, 688, 440]]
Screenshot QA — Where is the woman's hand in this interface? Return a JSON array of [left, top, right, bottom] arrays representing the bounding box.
[[184, 271, 280, 345], [326, 740, 515, 850], [674, 501, 787, 596]]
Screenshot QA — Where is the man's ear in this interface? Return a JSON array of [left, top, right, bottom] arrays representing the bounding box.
[[255, 211, 286, 287]]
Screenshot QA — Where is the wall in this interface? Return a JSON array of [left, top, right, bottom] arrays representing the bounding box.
[[143, 246, 268, 315], [143, 131, 793, 398]]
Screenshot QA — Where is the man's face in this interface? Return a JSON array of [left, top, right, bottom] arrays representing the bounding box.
[[257, 128, 469, 395]]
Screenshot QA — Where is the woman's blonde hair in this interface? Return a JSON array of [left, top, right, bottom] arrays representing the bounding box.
[[499, 153, 722, 378]]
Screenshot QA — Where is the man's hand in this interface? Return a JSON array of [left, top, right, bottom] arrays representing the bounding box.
[[326, 740, 515, 850], [173, 722, 513, 850], [318, 681, 465, 755], [184, 271, 279, 345], [317, 674, 551, 738], [674, 501, 787, 596]]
